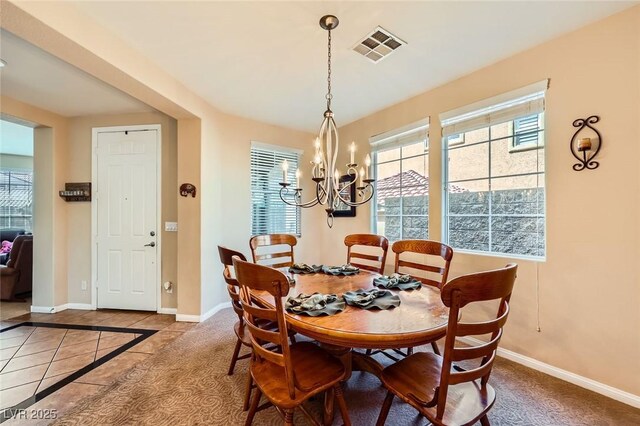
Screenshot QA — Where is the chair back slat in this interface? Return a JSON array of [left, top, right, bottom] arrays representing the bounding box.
[[441, 264, 517, 308], [433, 263, 517, 420], [392, 240, 453, 289], [344, 234, 389, 275], [250, 234, 297, 268], [254, 251, 295, 262], [350, 262, 382, 273], [242, 299, 278, 322], [451, 330, 502, 362], [456, 304, 509, 337], [447, 352, 496, 385], [227, 284, 244, 317], [218, 246, 248, 322], [350, 252, 383, 262], [245, 321, 282, 347], [397, 259, 445, 275], [233, 258, 297, 399]]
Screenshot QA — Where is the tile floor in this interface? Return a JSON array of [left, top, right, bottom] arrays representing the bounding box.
[[0, 301, 31, 321], [0, 309, 192, 424]]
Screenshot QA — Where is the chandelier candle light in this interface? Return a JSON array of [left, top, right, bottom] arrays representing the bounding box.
[[279, 15, 375, 228]]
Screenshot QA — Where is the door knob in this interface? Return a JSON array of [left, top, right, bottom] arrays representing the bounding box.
[[150, 231, 156, 237], [144, 242, 156, 247]]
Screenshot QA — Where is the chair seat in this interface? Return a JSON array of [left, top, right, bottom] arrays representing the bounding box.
[[251, 342, 345, 409], [381, 352, 496, 426]]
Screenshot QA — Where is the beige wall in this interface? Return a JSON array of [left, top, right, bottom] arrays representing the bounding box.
[[1, 96, 69, 308], [66, 112, 178, 309], [327, 7, 640, 395]]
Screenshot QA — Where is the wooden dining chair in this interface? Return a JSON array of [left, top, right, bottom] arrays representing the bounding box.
[[392, 240, 453, 290], [376, 263, 518, 426], [249, 234, 297, 268], [393, 239, 453, 356], [218, 246, 255, 411], [344, 234, 389, 275], [233, 257, 351, 426]]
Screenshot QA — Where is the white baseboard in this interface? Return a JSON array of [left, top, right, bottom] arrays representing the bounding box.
[[30, 305, 60, 314], [66, 303, 93, 310], [176, 302, 231, 323], [175, 313, 200, 322], [31, 303, 93, 313], [157, 307, 177, 315], [459, 336, 640, 409]]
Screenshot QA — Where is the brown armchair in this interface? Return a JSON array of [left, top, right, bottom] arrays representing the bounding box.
[[0, 235, 33, 301]]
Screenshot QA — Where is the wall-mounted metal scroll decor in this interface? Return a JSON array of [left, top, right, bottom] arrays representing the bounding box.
[[570, 115, 602, 171]]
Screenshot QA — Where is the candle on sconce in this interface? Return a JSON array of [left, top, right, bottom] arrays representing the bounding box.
[[295, 169, 301, 188], [349, 142, 356, 165], [364, 154, 372, 179], [334, 169, 340, 184], [359, 167, 365, 187], [577, 137, 592, 152], [282, 159, 289, 183]]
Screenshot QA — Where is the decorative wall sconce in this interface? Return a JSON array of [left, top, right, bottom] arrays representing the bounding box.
[[180, 183, 197, 198], [570, 115, 602, 171]]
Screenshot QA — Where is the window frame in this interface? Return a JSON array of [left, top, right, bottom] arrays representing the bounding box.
[[370, 119, 430, 243], [441, 113, 546, 261], [0, 168, 34, 232], [250, 142, 302, 237]]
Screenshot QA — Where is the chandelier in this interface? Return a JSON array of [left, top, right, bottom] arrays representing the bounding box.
[[279, 15, 375, 228]]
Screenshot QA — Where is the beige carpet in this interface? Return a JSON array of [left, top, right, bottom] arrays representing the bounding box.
[[52, 309, 640, 425]]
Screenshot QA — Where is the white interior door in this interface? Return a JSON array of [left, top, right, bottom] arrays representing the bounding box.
[[95, 128, 158, 311]]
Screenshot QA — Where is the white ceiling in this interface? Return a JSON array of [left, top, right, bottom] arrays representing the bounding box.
[[2, 2, 636, 128], [69, 1, 636, 131], [0, 30, 153, 117]]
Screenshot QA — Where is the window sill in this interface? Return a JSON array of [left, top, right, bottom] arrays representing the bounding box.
[[452, 248, 546, 263]]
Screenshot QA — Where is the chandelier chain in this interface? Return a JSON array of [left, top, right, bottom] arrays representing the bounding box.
[[278, 15, 375, 228], [326, 29, 332, 109]]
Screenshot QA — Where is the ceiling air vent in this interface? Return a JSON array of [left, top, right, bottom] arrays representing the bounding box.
[[353, 27, 406, 63]]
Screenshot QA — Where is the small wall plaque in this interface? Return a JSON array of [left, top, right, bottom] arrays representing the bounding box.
[[59, 182, 91, 202]]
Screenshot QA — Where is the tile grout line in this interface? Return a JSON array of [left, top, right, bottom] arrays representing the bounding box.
[[32, 328, 69, 395], [0, 360, 55, 377], [0, 326, 37, 373], [94, 330, 103, 363]]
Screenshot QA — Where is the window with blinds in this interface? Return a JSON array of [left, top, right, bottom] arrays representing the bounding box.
[[250, 143, 301, 237], [440, 80, 547, 259], [370, 118, 430, 242]]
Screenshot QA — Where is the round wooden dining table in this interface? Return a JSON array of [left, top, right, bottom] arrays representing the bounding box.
[[251, 269, 450, 425]]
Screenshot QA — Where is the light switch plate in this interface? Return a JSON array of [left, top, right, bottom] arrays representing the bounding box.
[[165, 222, 178, 232]]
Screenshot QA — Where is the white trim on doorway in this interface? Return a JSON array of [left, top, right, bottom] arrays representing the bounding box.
[[90, 124, 163, 313]]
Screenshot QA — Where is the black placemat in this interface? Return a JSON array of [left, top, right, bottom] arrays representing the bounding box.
[[288, 263, 323, 274], [373, 274, 422, 291], [321, 264, 360, 276], [285, 292, 346, 316], [343, 288, 400, 310]]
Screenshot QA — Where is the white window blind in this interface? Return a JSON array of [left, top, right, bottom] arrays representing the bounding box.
[[370, 118, 430, 152], [440, 80, 549, 137], [250, 142, 301, 237]]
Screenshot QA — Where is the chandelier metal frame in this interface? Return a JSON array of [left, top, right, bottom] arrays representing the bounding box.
[[279, 15, 375, 228]]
